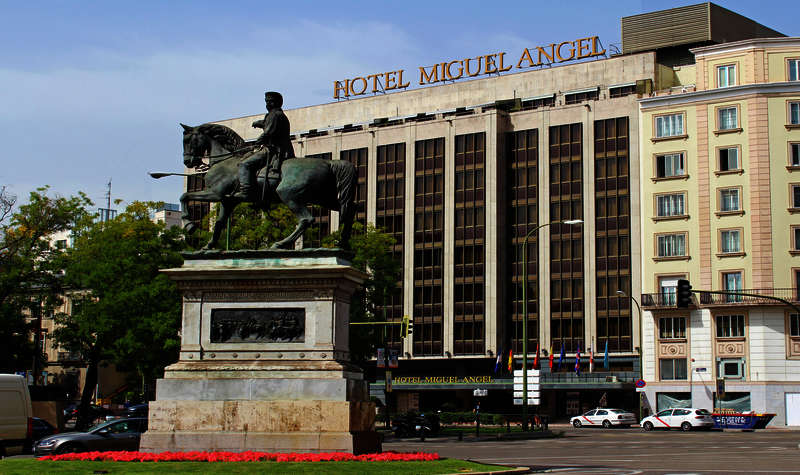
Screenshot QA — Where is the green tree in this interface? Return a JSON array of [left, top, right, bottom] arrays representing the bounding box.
[[192, 202, 296, 250], [52, 201, 185, 429], [324, 223, 401, 364], [0, 187, 91, 374]]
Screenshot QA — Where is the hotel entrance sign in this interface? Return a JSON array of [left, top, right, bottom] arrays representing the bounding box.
[[334, 36, 605, 99]]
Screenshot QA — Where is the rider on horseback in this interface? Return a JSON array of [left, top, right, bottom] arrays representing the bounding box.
[[232, 91, 295, 200]]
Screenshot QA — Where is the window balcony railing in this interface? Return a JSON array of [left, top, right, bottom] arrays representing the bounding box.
[[641, 288, 800, 309], [57, 351, 82, 362]]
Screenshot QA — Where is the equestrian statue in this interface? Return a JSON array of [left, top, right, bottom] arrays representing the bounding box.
[[178, 91, 355, 250]]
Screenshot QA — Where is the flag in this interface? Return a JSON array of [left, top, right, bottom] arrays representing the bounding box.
[[548, 344, 554, 370], [507, 349, 513, 372], [534, 343, 540, 369], [604, 340, 609, 370], [494, 352, 501, 374], [589, 345, 594, 373], [557, 343, 565, 371], [574, 343, 581, 375]]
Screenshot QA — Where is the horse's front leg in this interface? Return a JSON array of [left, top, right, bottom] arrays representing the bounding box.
[[204, 199, 234, 250], [180, 189, 223, 234]]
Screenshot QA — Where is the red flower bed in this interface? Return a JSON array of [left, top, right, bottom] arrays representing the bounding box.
[[39, 450, 439, 463]]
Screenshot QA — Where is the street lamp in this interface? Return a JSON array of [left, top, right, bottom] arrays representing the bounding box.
[[616, 290, 643, 419], [521, 218, 582, 431]]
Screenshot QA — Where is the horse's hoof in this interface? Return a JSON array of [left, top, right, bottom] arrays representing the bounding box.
[[202, 242, 217, 251], [271, 242, 291, 250]]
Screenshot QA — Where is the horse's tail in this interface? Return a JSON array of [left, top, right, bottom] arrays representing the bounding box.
[[329, 159, 356, 216], [329, 160, 356, 248]]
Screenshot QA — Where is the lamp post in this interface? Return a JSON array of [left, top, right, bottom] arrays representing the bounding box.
[[521, 219, 582, 431], [616, 290, 643, 419]]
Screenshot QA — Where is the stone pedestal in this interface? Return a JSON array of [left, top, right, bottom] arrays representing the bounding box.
[[139, 250, 380, 454]]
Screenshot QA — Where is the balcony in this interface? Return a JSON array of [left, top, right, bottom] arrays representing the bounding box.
[[57, 351, 83, 362], [642, 288, 799, 309]]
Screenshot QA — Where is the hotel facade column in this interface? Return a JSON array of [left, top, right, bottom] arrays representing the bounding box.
[[485, 111, 500, 354], [403, 124, 416, 357], [443, 118, 455, 356]]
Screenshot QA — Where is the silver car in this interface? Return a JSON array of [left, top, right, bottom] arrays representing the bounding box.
[[34, 418, 147, 455]]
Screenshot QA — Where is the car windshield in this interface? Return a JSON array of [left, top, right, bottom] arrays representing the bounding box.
[[696, 409, 711, 415]]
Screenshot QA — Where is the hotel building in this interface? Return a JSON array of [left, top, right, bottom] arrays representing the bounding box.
[[187, 3, 797, 422]]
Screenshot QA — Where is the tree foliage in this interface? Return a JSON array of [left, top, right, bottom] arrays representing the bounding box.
[[0, 187, 92, 374], [52, 201, 185, 427]]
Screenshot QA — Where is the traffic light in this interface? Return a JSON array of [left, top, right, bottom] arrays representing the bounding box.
[[676, 279, 693, 308], [401, 315, 413, 338]]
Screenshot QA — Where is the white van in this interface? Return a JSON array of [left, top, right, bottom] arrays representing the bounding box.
[[0, 374, 33, 456]]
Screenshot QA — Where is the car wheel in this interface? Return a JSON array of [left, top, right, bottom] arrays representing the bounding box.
[[573, 420, 581, 428], [55, 443, 84, 455], [681, 422, 692, 432], [602, 420, 612, 429], [643, 421, 654, 431]]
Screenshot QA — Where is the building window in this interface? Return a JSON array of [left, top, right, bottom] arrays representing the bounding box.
[[659, 317, 686, 339], [594, 117, 632, 352], [413, 137, 445, 356], [564, 89, 599, 105], [658, 277, 680, 305], [790, 102, 800, 125], [609, 84, 636, 98], [791, 143, 800, 167], [376, 142, 406, 351], [719, 147, 740, 171], [549, 123, 584, 352], [790, 313, 800, 337], [790, 59, 800, 81], [655, 152, 685, 178], [508, 128, 540, 354], [717, 358, 745, 380], [656, 194, 685, 217], [718, 107, 738, 130], [719, 188, 740, 212], [660, 358, 688, 380], [655, 113, 684, 138], [792, 185, 800, 209], [720, 229, 742, 254], [657, 233, 686, 258], [722, 272, 743, 303], [717, 314, 745, 338], [453, 132, 486, 355], [717, 64, 736, 88], [793, 228, 800, 251]]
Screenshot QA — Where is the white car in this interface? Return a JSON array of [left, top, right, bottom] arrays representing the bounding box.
[[640, 407, 714, 431], [570, 408, 637, 428]]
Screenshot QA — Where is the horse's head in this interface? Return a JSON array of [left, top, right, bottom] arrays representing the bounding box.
[[181, 123, 211, 169]]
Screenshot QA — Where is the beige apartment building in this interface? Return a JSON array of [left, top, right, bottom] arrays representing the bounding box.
[[185, 3, 792, 419], [639, 37, 800, 424]]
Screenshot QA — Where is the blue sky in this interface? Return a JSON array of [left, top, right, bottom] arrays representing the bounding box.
[[1, 0, 796, 207]]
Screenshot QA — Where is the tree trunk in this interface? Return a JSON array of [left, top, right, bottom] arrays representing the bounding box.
[[76, 359, 98, 431]]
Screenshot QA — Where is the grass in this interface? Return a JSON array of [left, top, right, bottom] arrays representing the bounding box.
[[0, 458, 506, 474]]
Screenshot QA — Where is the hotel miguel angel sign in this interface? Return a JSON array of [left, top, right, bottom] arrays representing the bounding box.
[[333, 36, 606, 99]]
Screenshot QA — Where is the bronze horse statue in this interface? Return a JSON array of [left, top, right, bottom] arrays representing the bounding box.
[[179, 123, 356, 250]]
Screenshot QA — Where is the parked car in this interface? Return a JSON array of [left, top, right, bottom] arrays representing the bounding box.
[[63, 404, 112, 423], [31, 418, 58, 442], [34, 417, 147, 456], [570, 408, 637, 428], [124, 403, 148, 418], [640, 408, 714, 431], [0, 374, 33, 456]]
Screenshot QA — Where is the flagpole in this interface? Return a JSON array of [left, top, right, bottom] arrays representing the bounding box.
[[520, 219, 582, 431]]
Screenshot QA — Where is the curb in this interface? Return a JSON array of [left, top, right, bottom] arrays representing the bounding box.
[[451, 464, 530, 474]]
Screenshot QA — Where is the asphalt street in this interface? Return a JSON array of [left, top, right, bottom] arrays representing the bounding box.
[[385, 427, 800, 474]]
